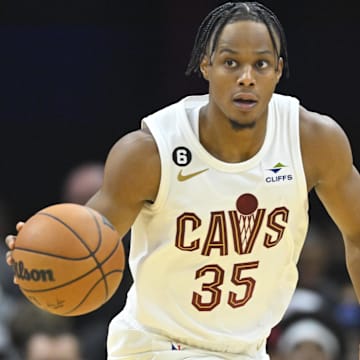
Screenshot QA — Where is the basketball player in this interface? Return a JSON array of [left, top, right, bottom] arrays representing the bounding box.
[[6, 2, 360, 359]]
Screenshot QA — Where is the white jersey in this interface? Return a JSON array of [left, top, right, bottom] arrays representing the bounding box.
[[108, 94, 308, 356]]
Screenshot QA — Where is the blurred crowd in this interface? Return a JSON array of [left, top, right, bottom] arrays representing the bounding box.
[[0, 161, 359, 360]]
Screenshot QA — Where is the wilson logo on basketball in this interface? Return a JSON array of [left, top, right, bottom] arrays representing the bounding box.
[[13, 260, 55, 282]]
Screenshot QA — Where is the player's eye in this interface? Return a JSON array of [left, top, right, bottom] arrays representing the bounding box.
[[256, 60, 269, 70], [224, 59, 238, 68]]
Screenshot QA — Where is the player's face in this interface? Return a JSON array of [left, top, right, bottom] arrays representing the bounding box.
[[200, 20, 283, 129]]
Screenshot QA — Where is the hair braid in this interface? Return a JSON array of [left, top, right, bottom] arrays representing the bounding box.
[[185, 2, 236, 76], [185, 1, 290, 78]]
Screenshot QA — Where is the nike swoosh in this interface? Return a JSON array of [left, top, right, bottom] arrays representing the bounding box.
[[177, 168, 209, 182]]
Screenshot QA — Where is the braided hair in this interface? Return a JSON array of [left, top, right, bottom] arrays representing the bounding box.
[[185, 1, 289, 78]]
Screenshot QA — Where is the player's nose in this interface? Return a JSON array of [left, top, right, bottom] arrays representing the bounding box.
[[236, 65, 255, 87]]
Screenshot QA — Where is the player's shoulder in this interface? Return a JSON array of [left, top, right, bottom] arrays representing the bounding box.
[[105, 129, 160, 176], [272, 93, 344, 139], [299, 104, 352, 189], [103, 129, 161, 201], [111, 129, 158, 158], [299, 105, 346, 142]]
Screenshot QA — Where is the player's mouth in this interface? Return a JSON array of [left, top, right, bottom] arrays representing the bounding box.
[[232, 93, 258, 111]]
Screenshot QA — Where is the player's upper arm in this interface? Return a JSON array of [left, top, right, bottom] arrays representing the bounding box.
[[86, 129, 160, 238], [301, 107, 360, 239]]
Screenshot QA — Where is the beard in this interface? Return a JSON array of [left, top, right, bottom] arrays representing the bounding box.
[[229, 118, 256, 130]]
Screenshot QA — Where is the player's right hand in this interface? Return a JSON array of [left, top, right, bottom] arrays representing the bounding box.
[[5, 222, 24, 284]]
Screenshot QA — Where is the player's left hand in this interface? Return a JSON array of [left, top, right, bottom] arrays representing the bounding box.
[[5, 221, 24, 283]]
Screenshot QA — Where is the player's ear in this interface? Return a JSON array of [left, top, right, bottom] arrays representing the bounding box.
[[200, 55, 210, 81], [276, 57, 284, 83]]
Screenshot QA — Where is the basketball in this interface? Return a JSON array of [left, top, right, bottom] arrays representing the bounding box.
[[12, 203, 125, 316]]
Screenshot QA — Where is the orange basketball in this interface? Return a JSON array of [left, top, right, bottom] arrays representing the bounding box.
[[12, 203, 125, 316]]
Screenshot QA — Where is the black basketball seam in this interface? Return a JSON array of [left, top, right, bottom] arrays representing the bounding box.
[[18, 238, 124, 292], [15, 209, 103, 260], [63, 269, 124, 315], [39, 211, 106, 294], [19, 266, 123, 293], [38, 212, 100, 255], [14, 247, 93, 260], [86, 207, 110, 297], [22, 269, 123, 315], [65, 276, 105, 315], [19, 207, 124, 315]]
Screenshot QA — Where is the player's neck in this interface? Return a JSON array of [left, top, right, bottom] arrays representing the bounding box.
[[199, 106, 267, 163]]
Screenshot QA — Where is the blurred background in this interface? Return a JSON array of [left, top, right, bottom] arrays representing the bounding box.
[[0, 0, 359, 222], [0, 0, 359, 359]]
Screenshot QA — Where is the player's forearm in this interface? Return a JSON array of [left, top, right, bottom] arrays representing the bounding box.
[[344, 236, 360, 303]]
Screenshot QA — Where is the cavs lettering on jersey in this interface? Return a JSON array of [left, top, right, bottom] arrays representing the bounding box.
[[115, 94, 308, 353]]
